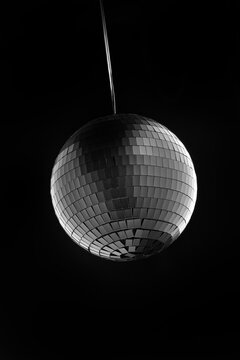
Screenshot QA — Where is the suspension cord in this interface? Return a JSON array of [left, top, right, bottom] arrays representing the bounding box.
[[99, 0, 117, 114]]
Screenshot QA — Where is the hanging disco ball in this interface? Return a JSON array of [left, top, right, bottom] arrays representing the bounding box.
[[50, 114, 197, 261]]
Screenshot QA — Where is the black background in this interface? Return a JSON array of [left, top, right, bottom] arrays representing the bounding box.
[[1, 0, 239, 358]]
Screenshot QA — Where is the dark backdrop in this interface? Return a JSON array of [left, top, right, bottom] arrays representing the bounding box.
[[1, 0, 239, 358]]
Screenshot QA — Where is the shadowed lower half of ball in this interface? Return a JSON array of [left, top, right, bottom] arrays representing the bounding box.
[[50, 114, 197, 261]]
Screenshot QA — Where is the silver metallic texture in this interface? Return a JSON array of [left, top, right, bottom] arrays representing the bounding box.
[[50, 114, 197, 261]]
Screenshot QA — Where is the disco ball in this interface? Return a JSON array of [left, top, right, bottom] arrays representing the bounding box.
[[50, 114, 197, 261]]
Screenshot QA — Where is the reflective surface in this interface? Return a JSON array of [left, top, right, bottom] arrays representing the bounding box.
[[50, 114, 197, 261]]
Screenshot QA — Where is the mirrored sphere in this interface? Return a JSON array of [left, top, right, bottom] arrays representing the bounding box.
[[50, 114, 197, 261]]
